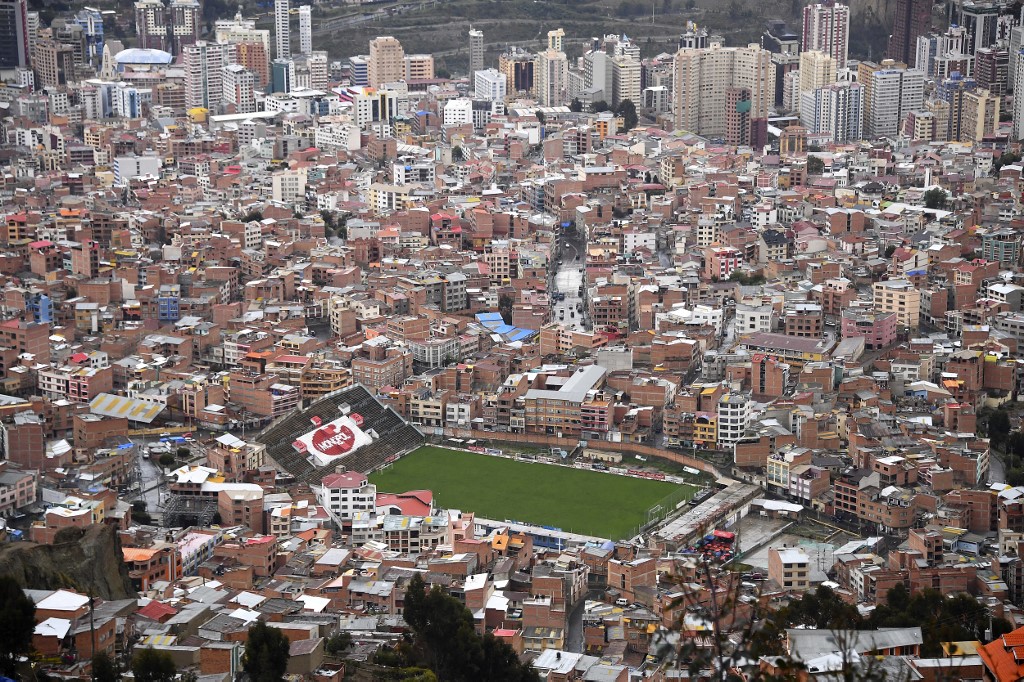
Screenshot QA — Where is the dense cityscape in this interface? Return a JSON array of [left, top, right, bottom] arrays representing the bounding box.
[[3, 0, 1024, 679]]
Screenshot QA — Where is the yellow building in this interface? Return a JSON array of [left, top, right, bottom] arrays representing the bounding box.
[[873, 279, 921, 329], [693, 412, 717, 447]]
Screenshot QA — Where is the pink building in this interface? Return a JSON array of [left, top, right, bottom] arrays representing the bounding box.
[[841, 310, 897, 350]]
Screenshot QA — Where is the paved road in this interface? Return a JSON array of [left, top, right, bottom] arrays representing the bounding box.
[[565, 594, 589, 653], [551, 228, 590, 331], [128, 433, 212, 518]]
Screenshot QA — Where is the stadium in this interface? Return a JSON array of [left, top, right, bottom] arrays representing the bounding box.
[[255, 385, 695, 540], [254, 384, 424, 483]]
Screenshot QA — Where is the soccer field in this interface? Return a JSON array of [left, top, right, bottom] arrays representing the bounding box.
[[369, 446, 693, 539]]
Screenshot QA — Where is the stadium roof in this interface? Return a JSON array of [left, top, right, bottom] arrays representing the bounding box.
[[89, 393, 165, 423], [114, 48, 173, 65]]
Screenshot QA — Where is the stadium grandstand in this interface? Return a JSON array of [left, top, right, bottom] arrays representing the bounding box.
[[254, 384, 423, 483]]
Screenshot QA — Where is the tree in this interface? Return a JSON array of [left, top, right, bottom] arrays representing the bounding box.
[[923, 187, 947, 210], [1008, 430, 1024, 466], [807, 156, 825, 175], [401, 575, 538, 682], [325, 631, 352, 656], [994, 151, 1021, 172], [158, 453, 175, 467], [990, 409, 1011, 451], [590, 100, 609, 113], [535, 110, 546, 125], [497, 293, 514, 325], [132, 648, 177, 682], [616, 99, 638, 132], [243, 620, 291, 682], [132, 502, 153, 524], [176, 447, 190, 459], [569, 98, 583, 113], [242, 210, 263, 223], [0, 576, 35, 677], [92, 652, 119, 682], [884, 244, 897, 258]]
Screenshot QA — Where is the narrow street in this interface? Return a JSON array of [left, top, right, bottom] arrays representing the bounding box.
[[551, 227, 591, 332], [565, 593, 590, 653]]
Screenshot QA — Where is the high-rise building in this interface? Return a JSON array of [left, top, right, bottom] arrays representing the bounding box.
[[1007, 49, 1024, 137], [349, 55, 369, 87], [184, 40, 235, 110], [24, 9, 37, 63], [974, 47, 1008, 96], [547, 27, 564, 52], [53, 21, 86, 66], [762, 20, 799, 54], [32, 39, 75, 88], [474, 68, 507, 101], [535, 47, 567, 106], [404, 53, 434, 81], [469, 28, 484, 79], [611, 54, 641, 108], [274, 0, 290, 60], [232, 42, 269, 88], [866, 63, 924, 138], [935, 72, 978, 141], [957, 0, 1001, 56], [679, 21, 708, 50], [215, 12, 271, 53], [72, 8, 104, 66], [308, 50, 328, 90], [763, 21, 800, 108], [799, 82, 863, 142], [584, 49, 609, 100], [215, 13, 271, 85], [960, 88, 998, 141], [1011, 26, 1024, 93], [499, 46, 535, 94], [368, 36, 404, 87], [298, 5, 312, 56], [915, 26, 970, 80], [134, 0, 167, 52], [887, 0, 931, 66], [673, 42, 774, 138], [798, 50, 837, 95], [222, 63, 256, 113], [169, 0, 200, 55], [801, 1, 850, 69], [271, 57, 291, 93], [725, 87, 754, 146]]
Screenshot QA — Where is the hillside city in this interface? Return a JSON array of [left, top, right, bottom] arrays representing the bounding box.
[[7, 0, 1024, 679]]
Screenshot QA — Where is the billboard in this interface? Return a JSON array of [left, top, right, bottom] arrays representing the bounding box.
[[292, 414, 373, 466]]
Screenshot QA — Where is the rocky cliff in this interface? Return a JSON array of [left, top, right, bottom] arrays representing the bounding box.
[[0, 524, 136, 600]]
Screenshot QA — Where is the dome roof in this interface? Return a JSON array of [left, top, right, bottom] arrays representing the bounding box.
[[114, 48, 173, 65]]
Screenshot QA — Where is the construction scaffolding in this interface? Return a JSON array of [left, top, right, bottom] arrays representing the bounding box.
[[162, 494, 218, 528]]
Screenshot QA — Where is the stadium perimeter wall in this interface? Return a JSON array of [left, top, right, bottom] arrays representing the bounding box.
[[439, 427, 723, 478]]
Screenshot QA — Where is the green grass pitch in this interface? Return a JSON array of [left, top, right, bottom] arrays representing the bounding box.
[[369, 445, 693, 539]]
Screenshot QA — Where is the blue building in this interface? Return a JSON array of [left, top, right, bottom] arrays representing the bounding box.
[[157, 284, 181, 322], [27, 294, 53, 324], [73, 9, 105, 65]]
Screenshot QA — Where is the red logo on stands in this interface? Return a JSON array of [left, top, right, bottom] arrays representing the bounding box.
[[311, 423, 356, 456]]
